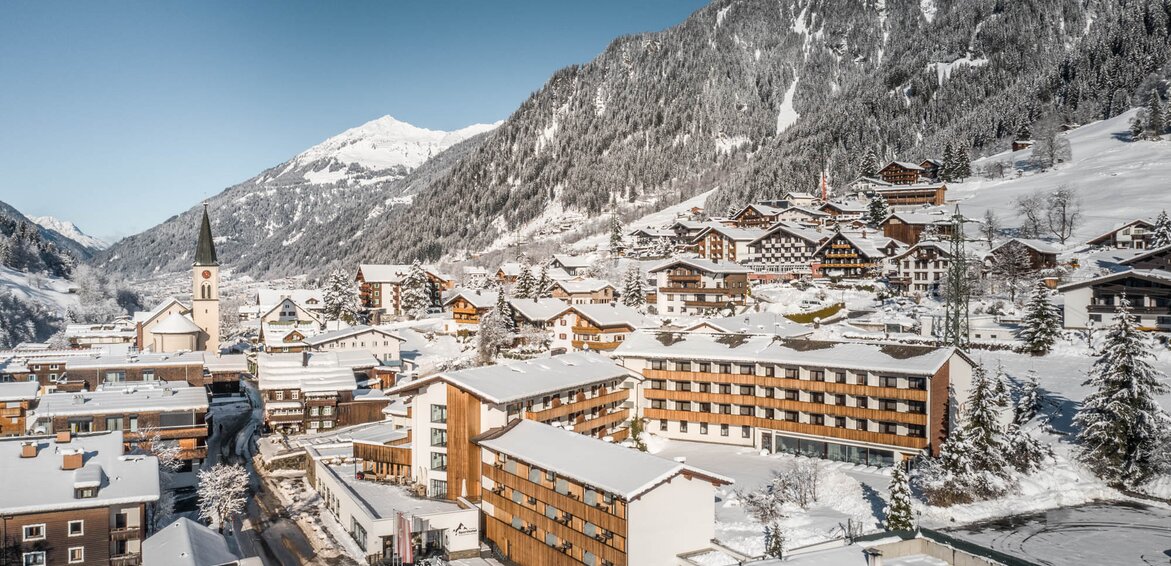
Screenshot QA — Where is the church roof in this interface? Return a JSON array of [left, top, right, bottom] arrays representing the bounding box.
[[194, 205, 218, 267], [152, 313, 204, 335]]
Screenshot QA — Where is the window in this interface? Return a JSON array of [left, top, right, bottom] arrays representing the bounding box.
[[739, 385, 753, 395], [698, 362, 710, 373], [718, 363, 732, 374], [835, 371, 847, 383], [431, 452, 447, 471], [699, 422, 708, 435], [128, 416, 138, 432], [879, 376, 899, 388], [856, 419, 869, 431], [720, 424, 729, 436], [719, 383, 731, 394], [784, 368, 798, 379], [810, 370, 825, 381], [679, 421, 688, 433], [741, 425, 751, 438], [659, 420, 667, 431], [68, 548, 84, 564], [22, 552, 45, 566], [430, 479, 448, 498], [76, 486, 98, 498], [810, 414, 825, 426], [106, 416, 124, 431], [907, 377, 927, 390], [739, 364, 753, 375], [290, 390, 300, 400], [142, 369, 156, 381], [651, 360, 665, 370], [431, 428, 447, 447], [322, 406, 333, 416], [309, 406, 320, 417], [880, 422, 899, 435], [160, 413, 195, 427], [68, 520, 83, 536], [764, 365, 776, 377], [272, 390, 284, 401], [323, 420, 334, 429], [22, 524, 45, 541], [431, 404, 447, 423], [907, 425, 926, 438], [104, 371, 126, 383], [677, 381, 691, 392], [908, 401, 926, 414]]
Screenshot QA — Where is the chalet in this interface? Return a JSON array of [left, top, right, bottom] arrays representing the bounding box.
[[245, 288, 326, 321], [648, 258, 753, 316], [256, 351, 386, 434], [988, 238, 1059, 271], [0, 431, 160, 566], [819, 201, 868, 222], [1086, 219, 1156, 249], [873, 183, 947, 206], [1059, 269, 1171, 330], [746, 222, 826, 276], [812, 232, 887, 278], [1012, 139, 1034, 151], [877, 161, 924, 185], [844, 176, 893, 194], [57, 351, 208, 392], [461, 267, 492, 289], [627, 226, 676, 257], [670, 219, 717, 245], [548, 278, 616, 305], [729, 204, 785, 228], [549, 254, 593, 276], [682, 312, 813, 339], [258, 297, 323, 326], [918, 158, 943, 180], [496, 262, 525, 284], [692, 225, 767, 262], [880, 212, 957, 245], [775, 206, 830, 226], [386, 352, 640, 500], [34, 385, 210, 475], [507, 297, 570, 329], [1121, 244, 1171, 271], [0, 381, 38, 436], [614, 331, 975, 460], [302, 325, 405, 363], [549, 304, 652, 353], [356, 264, 453, 317], [782, 191, 820, 207], [888, 241, 953, 294], [475, 419, 730, 566], [444, 288, 500, 326], [259, 321, 319, 353]]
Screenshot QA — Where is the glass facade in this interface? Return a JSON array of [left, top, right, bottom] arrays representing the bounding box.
[[772, 433, 895, 467]]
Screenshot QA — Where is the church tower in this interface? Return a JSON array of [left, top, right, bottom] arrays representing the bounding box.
[[192, 203, 220, 353]]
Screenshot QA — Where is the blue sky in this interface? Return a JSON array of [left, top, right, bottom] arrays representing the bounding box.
[[0, 1, 707, 242]]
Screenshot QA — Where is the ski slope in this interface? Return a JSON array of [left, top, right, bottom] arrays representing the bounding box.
[[948, 109, 1171, 246]]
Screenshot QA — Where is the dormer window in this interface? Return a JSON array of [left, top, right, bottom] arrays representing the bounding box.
[[75, 486, 97, 499]]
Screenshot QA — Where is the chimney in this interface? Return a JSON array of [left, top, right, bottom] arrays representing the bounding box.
[[56, 431, 72, 444], [863, 548, 883, 566], [20, 441, 37, 459], [61, 449, 83, 471], [302, 351, 310, 367]]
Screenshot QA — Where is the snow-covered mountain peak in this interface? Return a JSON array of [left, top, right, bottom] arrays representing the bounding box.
[[29, 216, 108, 251], [292, 115, 501, 173]]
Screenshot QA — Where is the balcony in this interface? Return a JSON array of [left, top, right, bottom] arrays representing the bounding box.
[[110, 553, 142, 565], [571, 339, 621, 351], [684, 300, 739, 309], [668, 274, 701, 283]]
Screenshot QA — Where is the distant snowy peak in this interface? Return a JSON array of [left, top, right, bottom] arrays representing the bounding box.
[[292, 115, 502, 174], [29, 216, 108, 250]]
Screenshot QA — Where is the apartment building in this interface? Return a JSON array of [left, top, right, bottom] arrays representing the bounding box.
[[549, 304, 651, 353], [387, 353, 638, 501], [745, 222, 826, 275], [54, 351, 208, 392], [256, 352, 374, 434], [548, 279, 616, 305], [648, 258, 752, 316], [302, 325, 405, 362], [475, 419, 730, 566], [614, 331, 974, 463], [0, 381, 39, 436], [0, 431, 160, 566]]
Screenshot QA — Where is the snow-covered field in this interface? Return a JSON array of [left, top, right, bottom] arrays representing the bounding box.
[[0, 265, 78, 314]]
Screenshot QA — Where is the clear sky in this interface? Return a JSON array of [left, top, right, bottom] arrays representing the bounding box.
[[0, 0, 707, 242]]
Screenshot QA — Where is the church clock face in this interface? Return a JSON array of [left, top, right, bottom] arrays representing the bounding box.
[[201, 270, 212, 280]]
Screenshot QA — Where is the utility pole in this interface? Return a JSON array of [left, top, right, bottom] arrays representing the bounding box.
[[941, 205, 970, 350]]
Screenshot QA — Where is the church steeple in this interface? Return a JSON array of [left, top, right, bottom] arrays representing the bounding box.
[[194, 203, 218, 267]]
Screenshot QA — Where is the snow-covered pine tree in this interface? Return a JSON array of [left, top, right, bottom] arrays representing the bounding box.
[[1012, 372, 1044, 427], [1018, 280, 1061, 355], [535, 265, 552, 297], [963, 363, 1012, 484], [1005, 367, 1051, 473], [940, 141, 956, 181], [322, 268, 358, 322], [1146, 88, 1165, 139], [476, 306, 512, 365], [867, 195, 889, 227], [1075, 297, 1171, 488], [494, 284, 516, 332], [859, 149, 880, 178], [621, 265, 645, 307], [884, 463, 915, 531], [917, 424, 980, 506], [952, 140, 972, 181], [1152, 210, 1171, 249], [609, 216, 625, 254], [515, 261, 537, 299], [400, 260, 432, 319]]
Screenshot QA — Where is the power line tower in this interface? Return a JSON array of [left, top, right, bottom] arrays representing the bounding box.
[[941, 205, 970, 349]]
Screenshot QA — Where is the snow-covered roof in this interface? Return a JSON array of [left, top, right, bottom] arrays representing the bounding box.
[[67, 351, 206, 370], [507, 297, 570, 323], [143, 517, 241, 566], [358, 263, 412, 283], [550, 278, 615, 294], [443, 288, 500, 309], [1057, 268, 1171, 292], [874, 183, 946, 193], [133, 297, 189, 325], [693, 224, 768, 242], [497, 262, 525, 277], [0, 381, 38, 402], [884, 161, 924, 171], [551, 254, 592, 270], [813, 232, 886, 259], [820, 201, 869, 213], [63, 323, 136, 339], [1118, 244, 1171, 266], [151, 313, 204, 335], [614, 331, 961, 375], [991, 238, 1060, 255], [881, 212, 953, 226], [256, 288, 324, 308], [0, 431, 159, 514], [36, 385, 208, 417], [733, 203, 785, 218], [302, 325, 404, 347], [475, 420, 731, 500], [647, 257, 753, 275], [389, 352, 635, 404], [750, 222, 825, 246], [889, 240, 953, 261], [683, 312, 814, 338], [1086, 218, 1155, 244], [202, 353, 248, 373], [256, 352, 361, 392], [565, 303, 653, 329]]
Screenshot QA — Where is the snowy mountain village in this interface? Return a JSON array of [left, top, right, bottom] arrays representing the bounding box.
[[4, 2, 1171, 566]]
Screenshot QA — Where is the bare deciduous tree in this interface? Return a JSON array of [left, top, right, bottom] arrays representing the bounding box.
[[981, 210, 1001, 247], [1014, 193, 1046, 238], [1045, 185, 1081, 244]]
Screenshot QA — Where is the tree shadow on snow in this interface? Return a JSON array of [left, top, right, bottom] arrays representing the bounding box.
[[860, 481, 888, 525]]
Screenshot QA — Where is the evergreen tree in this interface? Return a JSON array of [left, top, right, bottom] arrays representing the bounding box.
[[400, 260, 432, 319], [940, 141, 956, 181], [952, 140, 972, 181], [1018, 280, 1061, 355], [494, 284, 516, 332], [1015, 122, 1031, 141], [322, 268, 358, 322], [884, 463, 915, 531], [1012, 372, 1045, 427], [859, 149, 880, 178], [963, 364, 1012, 481], [652, 237, 675, 258], [535, 265, 552, 297], [867, 195, 889, 227], [1005, 367, 1051, 473], [1075, 298, 1171, 488], [477, 307, 512, 364], [621, 265, 645, 307], [515, 261, 537, 299], [1145, 88, 1165, 138], [1152, 210, 1171, 248], [609, 216, 625, 254]]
